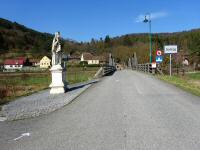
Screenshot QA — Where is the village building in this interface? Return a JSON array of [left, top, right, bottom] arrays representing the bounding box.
[[40, 56, 51, 68], [30, 59, 40, 67], [175, 50, 190, 65], [98, 56, 106, 65], [4, 58, 25, 70], [67, 53, 81, 64], [80, 52, 100, 65]]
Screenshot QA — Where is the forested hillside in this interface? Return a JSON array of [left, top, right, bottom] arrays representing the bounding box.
[[80, 30, 200, 63], [0, 18, 200, 64], [0, 18, 54, 55]]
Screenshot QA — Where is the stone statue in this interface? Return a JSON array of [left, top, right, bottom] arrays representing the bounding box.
[[52, 32, 62, 66], [50, 32, 66, 94]]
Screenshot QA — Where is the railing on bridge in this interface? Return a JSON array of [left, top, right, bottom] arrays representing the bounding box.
[[102, 66, 116, 76], [136, 63, 155, 74], [127, 52, 163, 75], [135, 63, 163, 75], [94, 65, 116, 78], [94, 53, 117, 78]]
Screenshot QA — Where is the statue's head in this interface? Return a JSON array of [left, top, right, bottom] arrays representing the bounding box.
[[55, 32, 60, 39]]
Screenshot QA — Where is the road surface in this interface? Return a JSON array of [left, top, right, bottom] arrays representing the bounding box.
[[1, 70, 200, 150]]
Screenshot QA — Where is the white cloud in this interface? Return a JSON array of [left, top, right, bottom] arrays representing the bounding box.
[[135, 11, 168, 23]]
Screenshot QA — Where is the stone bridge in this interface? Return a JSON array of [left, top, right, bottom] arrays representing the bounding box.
[[1, 70, 200, 150]]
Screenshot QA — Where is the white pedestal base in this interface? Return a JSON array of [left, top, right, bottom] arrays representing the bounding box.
[[50, 87, 65, 94], [49, 65, 65, 94]]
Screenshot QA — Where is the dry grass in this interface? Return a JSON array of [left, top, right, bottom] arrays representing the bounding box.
[[0, 67, 99, 105], [158, 72, 200, 97]]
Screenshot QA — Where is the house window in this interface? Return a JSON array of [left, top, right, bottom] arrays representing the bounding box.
[[10, 65, 12, 67]]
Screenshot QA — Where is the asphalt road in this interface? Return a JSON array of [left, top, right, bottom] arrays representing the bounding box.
[[1, 70, 200, 150]]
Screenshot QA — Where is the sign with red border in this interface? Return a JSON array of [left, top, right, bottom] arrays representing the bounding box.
[[156, 50, 162, 56]]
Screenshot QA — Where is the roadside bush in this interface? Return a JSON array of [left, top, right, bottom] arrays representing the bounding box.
[[79, 61, 88, 66], [0, 88, 8, 104], [87, 64, 101, 67]]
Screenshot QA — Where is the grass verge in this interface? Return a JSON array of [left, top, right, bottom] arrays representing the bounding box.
[[157, 72, 200, 97], [0, 67, 99, 105]]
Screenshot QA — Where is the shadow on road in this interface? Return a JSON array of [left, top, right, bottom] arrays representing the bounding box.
[[66, 80, 99, 92]]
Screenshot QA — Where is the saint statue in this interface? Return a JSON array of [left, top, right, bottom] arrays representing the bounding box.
[[52, 32, 62, 66]]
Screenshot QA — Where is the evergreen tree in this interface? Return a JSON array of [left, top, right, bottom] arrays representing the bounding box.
[[123, 35, 132, 46], [105, 35, 112, 48]]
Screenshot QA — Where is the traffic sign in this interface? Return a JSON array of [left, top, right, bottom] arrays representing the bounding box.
[[152, 62, 156, 68], [156, 50, 162, 56], [164, 45, 178, 76], [156, 56, 163, 63], [164, 45, 177, 54]]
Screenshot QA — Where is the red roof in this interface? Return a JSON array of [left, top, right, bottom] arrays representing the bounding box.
[[4, 59, 24, 65], [17, 57, 26, 61]]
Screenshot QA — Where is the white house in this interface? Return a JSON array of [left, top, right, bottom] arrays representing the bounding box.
[[4, 59, 25, 70], [40, 56, 51, 68], [81, 53, 99, 65]]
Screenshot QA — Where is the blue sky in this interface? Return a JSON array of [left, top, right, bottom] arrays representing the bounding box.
[[0, 0, 200, 41]]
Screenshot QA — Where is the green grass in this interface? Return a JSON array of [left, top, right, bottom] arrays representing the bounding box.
[[158, 73, 200, 97], [187, 72, 200, 80], [0, 67, 99, 105], [67, 72, 93, 84]]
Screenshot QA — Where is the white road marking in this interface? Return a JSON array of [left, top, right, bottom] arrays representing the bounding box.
[[115, 80, 119, 82], [0, 117, 7, 122], [135, 85, 143, 95], [14, 133, 31, 141]]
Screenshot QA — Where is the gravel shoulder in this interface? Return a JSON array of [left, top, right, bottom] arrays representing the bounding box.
[[1, 79, 99, 121]]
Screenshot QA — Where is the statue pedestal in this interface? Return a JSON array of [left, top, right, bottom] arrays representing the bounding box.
[[49, 65, 66, 94]]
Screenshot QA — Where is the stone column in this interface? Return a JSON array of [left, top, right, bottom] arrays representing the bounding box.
[[128, 58, 132, 68], [109, 53, 113, 66]]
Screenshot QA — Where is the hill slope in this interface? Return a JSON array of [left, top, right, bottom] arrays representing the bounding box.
[[0, 18, 200, 64], [0, 18, 54, 55], [80, 30, 200, 63]]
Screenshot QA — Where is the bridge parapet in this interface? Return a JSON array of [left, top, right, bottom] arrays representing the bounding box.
[[94, 65, 116, 78], [136, 63, 155, 74], [103, 66, 116, 76]]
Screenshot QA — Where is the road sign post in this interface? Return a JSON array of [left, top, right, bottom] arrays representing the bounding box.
[[170, 54, 172, 76], [164, 45, 178, 77]]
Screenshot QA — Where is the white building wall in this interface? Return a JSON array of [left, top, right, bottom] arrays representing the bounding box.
[[81, 54, 84, 61], [87, 60, 99, 65], [4, 65, 23, 70], [40, 56, 51, 68]]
